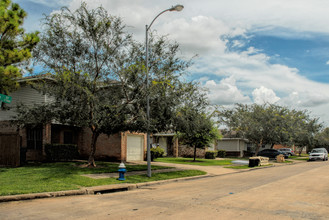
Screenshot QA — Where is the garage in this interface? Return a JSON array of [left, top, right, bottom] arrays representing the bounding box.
[[126, 135, 144, 161]]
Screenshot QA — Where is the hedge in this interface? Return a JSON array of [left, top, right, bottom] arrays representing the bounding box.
[[205, 151, 218, 159], [45, 144, 79, 161], [217, 149, 226, 158], [151, 146, 165, 160]]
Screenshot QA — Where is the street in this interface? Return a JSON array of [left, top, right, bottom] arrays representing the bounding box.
[[1, 161, 329, 219]]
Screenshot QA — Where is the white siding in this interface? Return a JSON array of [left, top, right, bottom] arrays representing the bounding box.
[[217, 139, 248, 152], [0, 85, 47, 121], [217, 140, 239, 151]]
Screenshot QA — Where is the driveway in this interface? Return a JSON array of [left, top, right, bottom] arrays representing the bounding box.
[[0, 160, 328, 219]]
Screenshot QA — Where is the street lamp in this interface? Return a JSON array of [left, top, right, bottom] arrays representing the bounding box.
[[145, 4, 184, 177]]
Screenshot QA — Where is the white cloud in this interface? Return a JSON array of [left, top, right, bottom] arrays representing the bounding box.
[[204, 77, 251, 105], [252, 86, 280, 104], [27, 0, 70, 8], [326, 60, 329, 65]]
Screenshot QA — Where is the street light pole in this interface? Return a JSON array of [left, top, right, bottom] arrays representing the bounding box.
[[145, 5, 184, 177]]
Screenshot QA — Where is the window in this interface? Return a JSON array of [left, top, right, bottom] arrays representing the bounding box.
[[26, 126, 43, 150], [64, 131, 73, 144]]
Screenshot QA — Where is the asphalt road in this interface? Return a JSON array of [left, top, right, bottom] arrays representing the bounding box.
[[1, 161, 329, 220]]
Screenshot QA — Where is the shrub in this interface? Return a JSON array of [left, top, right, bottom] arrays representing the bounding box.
[[45, 144, 79, 161], [151, 146, 165, 160], [205, 151, 218, 159], [217, 149, 226, 158]]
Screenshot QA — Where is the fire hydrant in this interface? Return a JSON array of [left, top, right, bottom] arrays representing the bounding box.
[[118, 162, 126, 181]]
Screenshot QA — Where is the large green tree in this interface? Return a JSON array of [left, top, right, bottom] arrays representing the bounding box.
[[16, 3, 132, 166], [125, 33, 194, 134], [15, 3, 200, 166], [0, 0, 39, 96], [290, 110, 322, 155], [217, 103, 321, 155], [175, 102, 221, 161], [315, 127, 329, 151]]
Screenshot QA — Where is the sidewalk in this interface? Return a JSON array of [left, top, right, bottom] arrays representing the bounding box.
[[130, 160, 239, 176]]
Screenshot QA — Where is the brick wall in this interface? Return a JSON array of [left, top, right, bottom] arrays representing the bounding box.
[[178, 145, 206, 158], [78, 128, 122, 161]]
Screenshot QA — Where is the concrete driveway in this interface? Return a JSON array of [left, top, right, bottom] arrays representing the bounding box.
[[1, 160, 328, 219]]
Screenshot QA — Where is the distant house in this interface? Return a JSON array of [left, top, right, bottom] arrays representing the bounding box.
[[152, 133, 213, 158], [152, 133, 178, 157], [215, 137, 274, 157], [216, 138, 249, 157], [0, 77, 147, 162]]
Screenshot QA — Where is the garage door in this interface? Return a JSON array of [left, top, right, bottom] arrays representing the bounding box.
[[127, 135, 144, 161]]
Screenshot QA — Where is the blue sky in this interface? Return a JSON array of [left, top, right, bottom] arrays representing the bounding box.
[[15, 0, 329, 125]]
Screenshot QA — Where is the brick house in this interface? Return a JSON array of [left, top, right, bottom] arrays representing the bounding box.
[[0, 77, 147, 162]]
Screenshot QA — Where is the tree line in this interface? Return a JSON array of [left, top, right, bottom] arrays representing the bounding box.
[[217, 103, 327, 155]]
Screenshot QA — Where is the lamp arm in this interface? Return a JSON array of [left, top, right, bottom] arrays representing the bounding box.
[[147, 8, 171, 31]]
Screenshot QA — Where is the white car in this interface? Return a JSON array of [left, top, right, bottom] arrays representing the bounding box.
[[308, 148, 328, 161]]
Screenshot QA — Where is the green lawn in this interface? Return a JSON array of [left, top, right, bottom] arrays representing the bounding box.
[[154, 157, 233, 166], [293, 157, 309, 161], [224, 165, 251, 169], [289, 155, 309, 161], [0, 162, 205, 196]]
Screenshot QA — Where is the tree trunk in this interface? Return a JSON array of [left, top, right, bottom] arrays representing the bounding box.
[[298, 146, 304, 156], [193, 145, 197, 162], [254, 142, 262, 155], [88, 131, 99, 167]]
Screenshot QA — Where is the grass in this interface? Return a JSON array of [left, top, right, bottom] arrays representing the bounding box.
[[274, 160, 293, 163], [154, 157, 233, 166], [224, 165, 251, 169], [289, 154, 309, 159], [293, 157, 309, 161], [289, 155, 309, 161], [0, 162, 205, 196]]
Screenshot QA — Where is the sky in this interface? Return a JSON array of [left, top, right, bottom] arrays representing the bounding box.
[[15, 0, 329, 126]]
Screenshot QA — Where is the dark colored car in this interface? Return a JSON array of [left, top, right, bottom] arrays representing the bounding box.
[[257, 149, 289, 159]]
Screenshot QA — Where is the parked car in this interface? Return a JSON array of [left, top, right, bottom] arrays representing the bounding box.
[[308, 148, 328, 161], [278, 148, 295, 156], [257, 149, 289, 159]]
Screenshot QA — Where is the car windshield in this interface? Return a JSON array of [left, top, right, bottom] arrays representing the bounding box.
[[311, 149, 324, 153]]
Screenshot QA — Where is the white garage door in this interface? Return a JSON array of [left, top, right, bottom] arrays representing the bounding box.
[[127, 135, 144, 161]]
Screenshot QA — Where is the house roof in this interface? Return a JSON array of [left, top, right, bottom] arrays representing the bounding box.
[[220, 138, 249, 142], [17, 74, 56, 83], [153, 133, 175, 137], [17, 74, 119, 86]]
